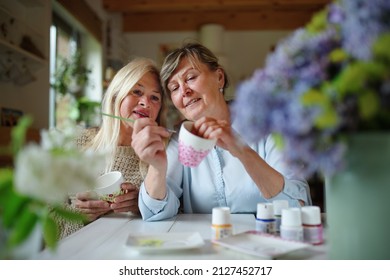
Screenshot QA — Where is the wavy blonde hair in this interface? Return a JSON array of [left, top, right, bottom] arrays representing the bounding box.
[[89, 57, 166, 172]]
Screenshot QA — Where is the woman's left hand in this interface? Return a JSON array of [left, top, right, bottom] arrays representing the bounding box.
[[109, 182, 140, 214], [193, 117, 245, 157]]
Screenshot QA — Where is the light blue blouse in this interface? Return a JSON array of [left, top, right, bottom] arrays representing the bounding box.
[[139, 123, 312, 221]]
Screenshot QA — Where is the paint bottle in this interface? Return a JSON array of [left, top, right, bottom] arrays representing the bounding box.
[[280, 208, 303, 242], [211, 207, 232, 240], [255, 203, 276, 234], [272, 200, 289, 234], [301, 206, 323, 245]]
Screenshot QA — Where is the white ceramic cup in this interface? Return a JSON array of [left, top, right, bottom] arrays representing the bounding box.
[[178, 120, 217, 167], [94, 171, 125, 202]]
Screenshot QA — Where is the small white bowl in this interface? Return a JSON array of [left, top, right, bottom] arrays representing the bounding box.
[[94, 171, 124, 202]]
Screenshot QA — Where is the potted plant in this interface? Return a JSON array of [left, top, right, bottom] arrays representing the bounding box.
[[51, 51, 91, 97], [0, 116, 105, 259], [232, 0, 390, 259], [51, 51, 93, 128]]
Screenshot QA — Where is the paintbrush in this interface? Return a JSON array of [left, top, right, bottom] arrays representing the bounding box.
[[101, 112, 176, 133]]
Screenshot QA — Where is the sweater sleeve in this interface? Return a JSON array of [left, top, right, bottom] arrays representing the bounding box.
[[54, 128, 97, 240], [51, 201, 85, 240]]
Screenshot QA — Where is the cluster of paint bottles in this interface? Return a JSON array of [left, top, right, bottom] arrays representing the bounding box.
[[211, 203, 323, 245], [255, 201, 323, 245]]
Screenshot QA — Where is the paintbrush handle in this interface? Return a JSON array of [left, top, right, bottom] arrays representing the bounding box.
[[101, 112, 135, 123], [101, 112, 176, 133]]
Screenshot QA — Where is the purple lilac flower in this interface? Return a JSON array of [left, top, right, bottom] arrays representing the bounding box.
[[266, 28, 340, 89], [339, 0, 390, 60], [328, 3, 345, 24], [232, 20, 341, 178], [232, 72, 280, 142], [232, 0, 389, 179]]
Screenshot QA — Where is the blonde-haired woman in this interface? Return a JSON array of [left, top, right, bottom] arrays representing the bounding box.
[[59, 57, 167, 238]]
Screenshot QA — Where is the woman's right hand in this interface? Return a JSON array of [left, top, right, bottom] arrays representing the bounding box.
[[132, 118, 170, 200], [72, 192, 112, 222], [131, 118, 169, 171]]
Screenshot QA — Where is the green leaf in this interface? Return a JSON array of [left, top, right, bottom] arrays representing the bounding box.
[[373, 32, 390, 62], [1, 188, 29, 228], [271, 133, 285, 150], [358, 90, 380, 120], [51, 51, 91, 96], [329, 48, 348, 63], [0, 168, 13, 192], [42, 215, 59, 250], [314, 106, 339, 129], [306, 8, 328, 34], [11, 116, 33, 155], [8, 209, 39, 247], [363, 61, 387, 80], [335, 61, 386, 98], [301, 89, 329, 106], [334, 63, 366, 96], [297, 87, 339, 134]]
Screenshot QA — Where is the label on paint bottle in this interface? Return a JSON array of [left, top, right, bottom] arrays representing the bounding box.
[[211, 224, 233, 240]]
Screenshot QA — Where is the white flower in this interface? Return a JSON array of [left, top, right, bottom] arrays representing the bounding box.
[[13, 128, 105, 204], [40, 125, 82, 151]]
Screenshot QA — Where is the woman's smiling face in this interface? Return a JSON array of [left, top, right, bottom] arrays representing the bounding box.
[[119, 72, 162, 128], [167, 57, 224, 121]]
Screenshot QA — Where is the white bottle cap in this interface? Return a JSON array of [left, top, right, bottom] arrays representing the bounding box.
[[301, 206, 321, 225], [256, 203, 274, 219], [272, 200, 289, 215], [281, 208, 302, 227], [212, 207, 231, 225]]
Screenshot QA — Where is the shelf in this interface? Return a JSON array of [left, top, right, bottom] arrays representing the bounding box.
[[0, 5, 46, 59], [0, 2, 47, 85], [0, 38, 46, 65]]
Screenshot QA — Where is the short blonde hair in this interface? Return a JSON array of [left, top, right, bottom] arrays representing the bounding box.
[[161, 42, 229, 98]]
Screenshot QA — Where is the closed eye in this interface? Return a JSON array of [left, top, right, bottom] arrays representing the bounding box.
[[168, 85, 178, 93]]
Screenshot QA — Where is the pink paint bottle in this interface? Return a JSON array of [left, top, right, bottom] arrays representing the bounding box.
[[301, 206, 323, 245]]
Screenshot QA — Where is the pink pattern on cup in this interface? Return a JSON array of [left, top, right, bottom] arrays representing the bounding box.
[[179, 140, 211, 167]]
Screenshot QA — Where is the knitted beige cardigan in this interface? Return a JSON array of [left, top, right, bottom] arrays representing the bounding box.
[[56, 128, 147, 240]]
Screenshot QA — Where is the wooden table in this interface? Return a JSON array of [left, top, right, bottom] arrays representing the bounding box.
[[37, 213, 327, 260]]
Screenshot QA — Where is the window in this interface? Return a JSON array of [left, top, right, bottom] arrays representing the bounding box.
[[50, 13, 81, 129], [50, 8, 103, 129]]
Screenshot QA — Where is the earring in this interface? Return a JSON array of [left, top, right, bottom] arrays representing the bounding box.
[[219, 88, 223, 93]]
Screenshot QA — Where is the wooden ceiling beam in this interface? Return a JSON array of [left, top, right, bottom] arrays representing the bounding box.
[[58, 0, 102, 41], [122, 9, 321, 32], [103, 0, 329, 13]]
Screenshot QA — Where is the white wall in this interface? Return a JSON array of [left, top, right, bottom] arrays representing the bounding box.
[[83, 34, 103, 102], [83, 1, 293, 100], [123, 30, 291, 100], [0, 0, 51, 129]]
